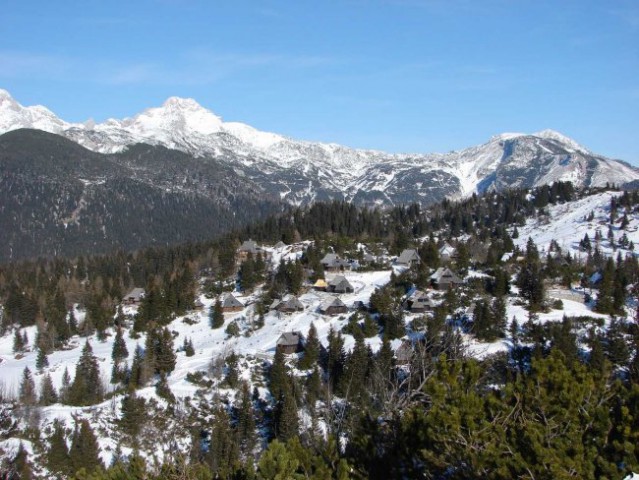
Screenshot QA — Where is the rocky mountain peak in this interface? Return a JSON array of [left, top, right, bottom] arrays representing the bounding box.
[[123, 96, 224, 137], [533, 129, 590, 154], [0, 89, 636, 207]]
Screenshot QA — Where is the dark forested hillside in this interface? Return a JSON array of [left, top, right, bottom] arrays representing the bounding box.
[[0, 129, 283, 262]]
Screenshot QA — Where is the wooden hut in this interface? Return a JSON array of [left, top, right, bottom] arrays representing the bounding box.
[[276, 332, 303, 354], [319, 297, 348, 316]]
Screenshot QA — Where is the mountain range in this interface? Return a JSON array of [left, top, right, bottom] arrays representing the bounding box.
[[1, 88, 638, 261], [2, 89, 638, 205]]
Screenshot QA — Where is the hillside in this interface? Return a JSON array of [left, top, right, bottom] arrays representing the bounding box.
[[1, 185, 639, 478], [514, 190, 639, 257], [0, 129, 283, 261]]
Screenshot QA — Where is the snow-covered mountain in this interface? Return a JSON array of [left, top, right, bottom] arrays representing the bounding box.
[[2, 88, 638, 206]]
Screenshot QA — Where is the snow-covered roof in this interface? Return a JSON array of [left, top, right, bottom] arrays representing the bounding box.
[[319, 297, 347, 311], [321, 253, 350, 269], [239, 239, 259, 253], [439, 243, 456, 256], [271, 294, 304, 311], [397, 249, 420, 264], [124, 287, 145, 300], [430, 267, 463, 284], [328, 275, 354, 292], [329, 275, 350, 286], [408, 289, 428, 301], [277, 332, 301, 347], [222, 293, 244, 309], [320, 253, 338, 264]]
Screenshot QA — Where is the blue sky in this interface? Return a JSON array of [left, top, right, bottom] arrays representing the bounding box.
[[1, 0, 638, 162]]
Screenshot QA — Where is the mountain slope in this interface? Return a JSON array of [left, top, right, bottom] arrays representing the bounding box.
[[0, 129, 282, 261], [513, 190, 637, 257], [1, 89, 637, 207]]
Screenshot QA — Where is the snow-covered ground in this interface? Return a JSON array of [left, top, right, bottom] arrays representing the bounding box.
[[514, 191, 639, 258], [0, 261, 612, 410], [466, 293, 609, 359], [0, 267, 397, 465], [0, 221, 633, 468]]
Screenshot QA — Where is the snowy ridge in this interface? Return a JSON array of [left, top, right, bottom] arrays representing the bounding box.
[[1, 89, 638, 206], [514, 191, 639, 258], [534, 128, 591, 154], [0, 89, 75, 134]]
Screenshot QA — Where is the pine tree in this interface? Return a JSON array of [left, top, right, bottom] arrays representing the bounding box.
[[35, 320, 53, 355], [12, 329, 25, 354], [111, 327, 129, 364], [377, 337, 395, 378], [225, 352, 240, 389], [362, 313, 379, 338], [129, 344, 151, 388], [39, 373, 58, 406], [306, 365, 323, 410], [47, 420, 70, 478], [509, 316, 520, 344], [595, 257, 616, 314], [257, 440, 299, 480], [69, 341, 103, 405], [326, 327, 345, 391], [208, 406, 239, 478], [370, 337, 395, 401], [289, 260, 304, 294], [587, 327, 606, 375], [299, 323, 320, 370], [19, 367, 36, 406], [183, 337, 195, 356], [612, 266, 627, 314], [68, 308, 78, 335], [69, 420, 103, 475], [491, 295, 507, 338], [339, 335, 369, 401], [237, 381, 256, 457], [154, 327, 177, 376], [118, 391, 147, 440], [10, 443, 33, 480], [605, 318, 630, 367], [269, 347, 288, 401], [472, 300, 493, 341], [111, 361, 129, 385], [59, 367, 71, 404], [550, 316, 579, 365], [155, 374, 175, 402], [275, 380, 299, 442], [517, 237, 545, 311], [225, 320, 240, 338], [143, 329, 158, 378], [455, 241, 471, 272], [239, 252, 257, 292], [35, 346, 49, 372], [210, 299, 224, 329], [419, 238, 440, 268]]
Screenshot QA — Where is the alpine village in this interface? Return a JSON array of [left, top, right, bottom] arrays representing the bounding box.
[[1, 98, 639, 480]]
